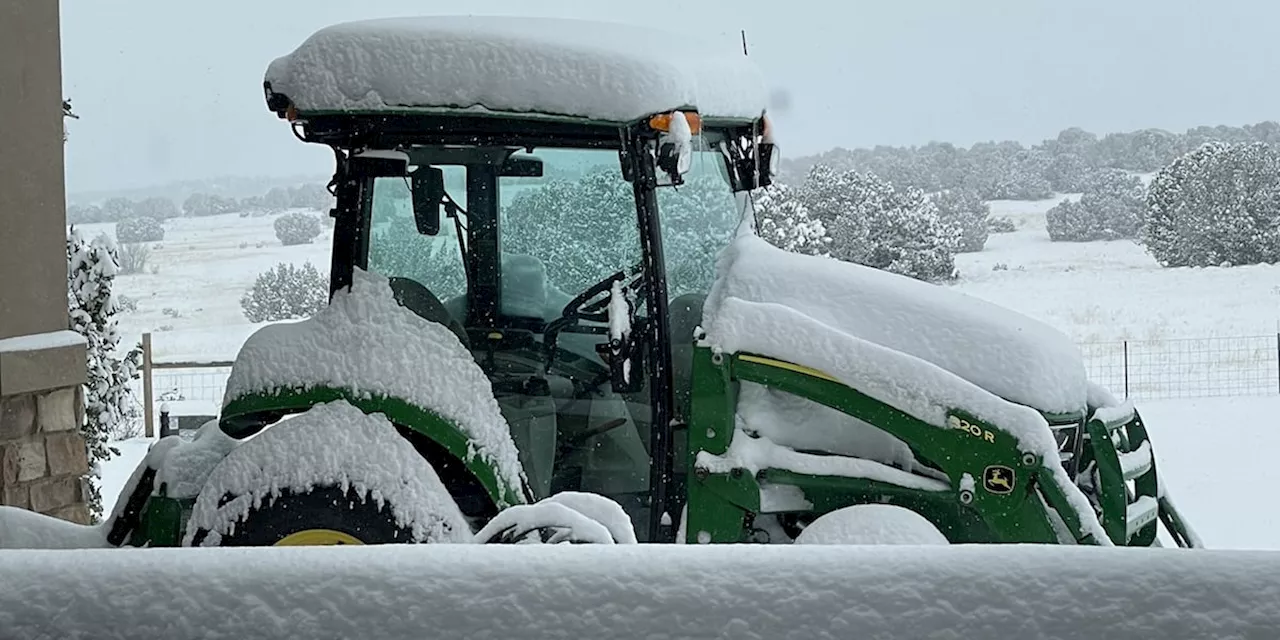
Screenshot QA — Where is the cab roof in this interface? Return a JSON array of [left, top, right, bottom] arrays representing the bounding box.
[[264, 16, 769, 125]]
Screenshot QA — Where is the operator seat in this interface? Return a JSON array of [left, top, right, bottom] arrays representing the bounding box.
[[388, 277, 469, 347]]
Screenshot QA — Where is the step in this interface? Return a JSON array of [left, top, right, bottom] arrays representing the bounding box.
[[1118, 441, 1153, 481], [1126, 495, 1159, 540]]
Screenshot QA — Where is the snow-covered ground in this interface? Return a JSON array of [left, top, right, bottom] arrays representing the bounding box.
[[4, 544, 1280, 639]]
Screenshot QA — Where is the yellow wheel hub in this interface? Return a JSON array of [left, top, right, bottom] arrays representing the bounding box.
[[274, 529, 364, 546]]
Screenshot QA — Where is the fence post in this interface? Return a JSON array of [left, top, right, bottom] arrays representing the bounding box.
[[1123, 340, 1130, 398], [159, 402, 173, 438], [142, 332, 154, 438]]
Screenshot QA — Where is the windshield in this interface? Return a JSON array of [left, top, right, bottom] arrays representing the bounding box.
[[365, 147, 656, 537], [657, 143, 744, 299]]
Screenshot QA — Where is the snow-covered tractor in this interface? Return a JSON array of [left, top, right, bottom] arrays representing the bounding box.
[[5, 17, 1199, 549]]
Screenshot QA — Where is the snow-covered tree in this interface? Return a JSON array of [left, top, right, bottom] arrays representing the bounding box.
[[503, 170, 640, 293], [799, 165, 960, 281], [1045, 170, 1145, 242], [115, 216, 165, 243], [240, 262, 329, 322], [67, 229, 141, 520], [658, 175, 739, 297], [931, 188, 990, 252], [1141, 142, 1280, 267], [133, 197, 179, 221], [754, 183, 830, 256], [274, 212, 323, 246], [368, 216, 467, 302]]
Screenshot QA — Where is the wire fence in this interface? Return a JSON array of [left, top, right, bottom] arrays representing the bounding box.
[[1079, 334, 1280, 400], [133, 332, 1280, 433]]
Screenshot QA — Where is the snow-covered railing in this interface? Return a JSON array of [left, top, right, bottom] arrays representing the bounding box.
[[1, 545, 1277, 638]]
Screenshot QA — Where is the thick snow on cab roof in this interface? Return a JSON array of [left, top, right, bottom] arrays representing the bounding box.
[[264, 16, 768, 123]]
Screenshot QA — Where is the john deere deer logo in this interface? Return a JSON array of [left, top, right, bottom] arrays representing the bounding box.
[[983, 465, 1015, 495]]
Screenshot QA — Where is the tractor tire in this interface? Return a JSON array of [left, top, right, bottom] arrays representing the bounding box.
[[188, 485, 412, 547], [182, 401, 474, 547], [794, 504, 950, 545]]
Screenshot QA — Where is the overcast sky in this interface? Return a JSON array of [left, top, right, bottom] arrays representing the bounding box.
[[60, 0, 1280, 194]]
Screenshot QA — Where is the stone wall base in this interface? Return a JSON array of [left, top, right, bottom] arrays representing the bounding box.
[[0, 385, 91, 524]]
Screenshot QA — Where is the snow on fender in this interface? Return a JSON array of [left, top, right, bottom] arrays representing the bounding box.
[[184, 400, 472, 546], [795, 504, 949, 545]]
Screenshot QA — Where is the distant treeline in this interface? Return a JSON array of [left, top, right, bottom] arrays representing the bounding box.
[[67, 183, 334, 225], [780, 121, 1280, 201]]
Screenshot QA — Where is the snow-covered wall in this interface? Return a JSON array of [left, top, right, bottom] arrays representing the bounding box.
[[1, 545, 1276, 639]]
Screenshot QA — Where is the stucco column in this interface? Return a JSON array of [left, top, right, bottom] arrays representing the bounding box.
[[0, 0, 92, 523]]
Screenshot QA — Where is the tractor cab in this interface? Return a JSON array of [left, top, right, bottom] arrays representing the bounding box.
[[257, 17, 778, 540]]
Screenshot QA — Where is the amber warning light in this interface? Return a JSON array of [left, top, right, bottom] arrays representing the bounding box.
[[649, 111, 702, 135]]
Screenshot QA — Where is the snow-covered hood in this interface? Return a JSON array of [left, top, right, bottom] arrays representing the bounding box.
[[704, 231, 1089, 416], [264, 16, 768, 123]]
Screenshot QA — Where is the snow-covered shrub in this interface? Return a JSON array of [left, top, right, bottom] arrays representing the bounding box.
[[67, 229, 142, 520], [988, 216, 1018, 233], [1141, 142, 1280, 267], [240, 262, 328, 322], [274, 212, 323, 246], [754, 183, 830, 256], [115, 242, 151, 275], [115, 216, 164, 243], [1045, 170, 1144, 242], [931, 188, 990, 252], [799, 165, 961, 282]]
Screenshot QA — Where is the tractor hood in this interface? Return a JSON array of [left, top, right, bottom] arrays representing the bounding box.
[[703, 231, 1091, 418]]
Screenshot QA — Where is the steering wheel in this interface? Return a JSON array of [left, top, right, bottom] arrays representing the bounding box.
[[542, 264, 646, 372]]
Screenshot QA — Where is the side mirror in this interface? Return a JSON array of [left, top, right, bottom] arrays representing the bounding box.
[[656, 140, 692, 186], [729, 141, 780, 191], [411, 167, 444, 235], [501, 155, 544, 178]]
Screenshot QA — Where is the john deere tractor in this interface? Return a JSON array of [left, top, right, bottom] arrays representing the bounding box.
[[14, 17, 1200, 549]]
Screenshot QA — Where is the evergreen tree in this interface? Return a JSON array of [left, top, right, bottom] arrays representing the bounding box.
[[1141, 142, 1280, 267], [754, 183, 830, 256], [1045, 169, 1145, 242], [67, 229, 141, 520], [931, 188, 990, 252]]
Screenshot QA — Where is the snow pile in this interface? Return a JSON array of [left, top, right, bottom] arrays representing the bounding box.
[[153, 420, 239, 499], [3, 545, 1279, 638], [702, 232, 1107, 542], [265, 16, 767, 122], [0, 507, 108, 549], [186, 401, 472, 546], [795, 504, 950, 545], [707, 232, 1088, 415], [737, 382, 918, 471], [223, 268, 525, 500], [697, 428, 947, 492]]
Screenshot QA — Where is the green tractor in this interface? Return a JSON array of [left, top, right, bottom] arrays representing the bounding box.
[[50, 17, 1205, 549]]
